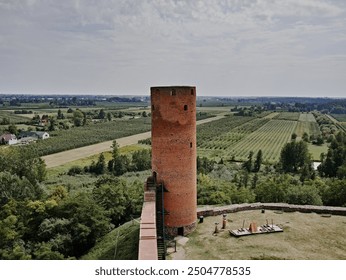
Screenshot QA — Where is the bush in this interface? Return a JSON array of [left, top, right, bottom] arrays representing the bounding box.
[[68, 166, 83, 176]]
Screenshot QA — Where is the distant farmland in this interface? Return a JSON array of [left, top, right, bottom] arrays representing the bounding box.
[[197, 112, 326, 162]]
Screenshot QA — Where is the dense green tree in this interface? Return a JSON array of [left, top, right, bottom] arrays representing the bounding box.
[[56, 192, 111, 257], [92, 177, 127, 225], [285, 184, 322, 205], [72, 110, 84, 127], [89, 153, 106, 175], [33, 242, 65, 260], [302, 132, 309, 142], [106, 112, 112, 121], [197, 174, 255, 205], [321, 179, 346, 206], [111, 140, 119, 159], [242, 151, 253, 172], [318, 132, 346, 178], [0, 172, 41, 206], [7, 124, 18, 135], [113, 155, 130, 176], [57, 109, 65, 120], [98, 109, 106, 119], [255, 177, 287, 203], [253, 150, 263, 172], [131, 149, 151, 171], [280, 141, 312, 173], [91, 176, 143, 223], [197, 156, 215, 174]]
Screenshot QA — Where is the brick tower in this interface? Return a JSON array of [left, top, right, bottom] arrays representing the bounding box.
[[150, 86, 197, 236]]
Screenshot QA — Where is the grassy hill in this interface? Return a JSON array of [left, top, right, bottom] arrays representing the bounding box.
[[82, 220, 139, 260]]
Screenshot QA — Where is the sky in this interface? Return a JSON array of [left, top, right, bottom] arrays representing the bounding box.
[[0, 0, 345, 97]]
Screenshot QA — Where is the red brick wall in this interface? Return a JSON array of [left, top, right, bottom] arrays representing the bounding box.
[[151, 86, 197, 234]]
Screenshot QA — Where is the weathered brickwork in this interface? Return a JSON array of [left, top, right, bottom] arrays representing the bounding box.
[[151, 86, 197, 236]]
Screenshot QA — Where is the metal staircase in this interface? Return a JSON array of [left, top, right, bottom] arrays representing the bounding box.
[[156, 182, 166, 260], [145, 177, 168, 260]]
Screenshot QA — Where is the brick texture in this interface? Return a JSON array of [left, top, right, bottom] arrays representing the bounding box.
[[151, 86, 197, 235]]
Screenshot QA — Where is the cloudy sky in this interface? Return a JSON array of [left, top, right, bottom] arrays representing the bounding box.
[[0, 0, 345, 97]]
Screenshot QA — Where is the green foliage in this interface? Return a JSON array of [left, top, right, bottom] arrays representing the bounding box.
[[0, 148, 45, 206], [131, 149, 151, 171], [0, 147, 46, 184], [318, 132, 346, 178], [242, 151, 253, 172], [280, 141, 312, 173], [197, 174, 255, 205], [67, 166, 83, 176], [285, 184, 322, 205], [92, 176, 144, 225], [105, 142, 151, 176], [98, 109, 106, 120], [0, 172, 41, 206], [88, 153, 106, 175], [321, 179, 346, 206], [73, 110, 84, 127], [254, 176, 287, 203], [55, 192, 111, 257], [19, 118, 151, 157], [197, 156, 215, 174], [82, 221, 139, 260], [253, 150, 263, 172], [138, 138, 151, 145], [254, 174, 322, 205], [92, 177, 128, 225]]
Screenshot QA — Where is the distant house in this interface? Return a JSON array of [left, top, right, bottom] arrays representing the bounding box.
[[18, 131, 50, 141], [0, 133, 18, 145], [35, 131, 50, 139]]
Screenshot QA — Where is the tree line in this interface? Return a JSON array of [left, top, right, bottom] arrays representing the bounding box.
[[0, 145, 144, 259]]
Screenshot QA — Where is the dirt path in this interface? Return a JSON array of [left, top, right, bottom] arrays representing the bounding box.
[[42, 115, 226, 168]]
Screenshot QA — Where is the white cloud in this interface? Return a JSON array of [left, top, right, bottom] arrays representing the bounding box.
[[0, 0, 345, 96]]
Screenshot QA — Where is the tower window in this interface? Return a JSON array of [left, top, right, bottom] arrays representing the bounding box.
[[184, 105, 188, 111], [191, 89, 194, 95], [152, 105, 155, 111], [170, 89, 176, 96], [190, 142, 192, 148]]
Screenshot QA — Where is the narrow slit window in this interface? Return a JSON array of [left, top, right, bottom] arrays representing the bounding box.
[[184, 105, 188, 111], [191, 89, 194, 95], [152, 105, 155, 111], [190, 142, 192, 148], [170, 89, 176, 96]]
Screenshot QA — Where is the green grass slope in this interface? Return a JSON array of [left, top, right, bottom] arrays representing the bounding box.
[[82, 220, 140, 260]]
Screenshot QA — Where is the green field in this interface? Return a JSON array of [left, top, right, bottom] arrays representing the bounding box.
[[197, 112, 329, 163], [229, 119, 296, 162], [273, 112, 300, 121], [0, 110, 32, 123], [295, 113, 320, 139], [331, 114, 346, 122], [198, 116, 296, 162], [20, 118, 151, 156]]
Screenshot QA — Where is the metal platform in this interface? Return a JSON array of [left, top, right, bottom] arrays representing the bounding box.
[[230, 224, 283, 237]]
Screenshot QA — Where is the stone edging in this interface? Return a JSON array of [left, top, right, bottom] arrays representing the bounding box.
[[197, 203, 346, 217]]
